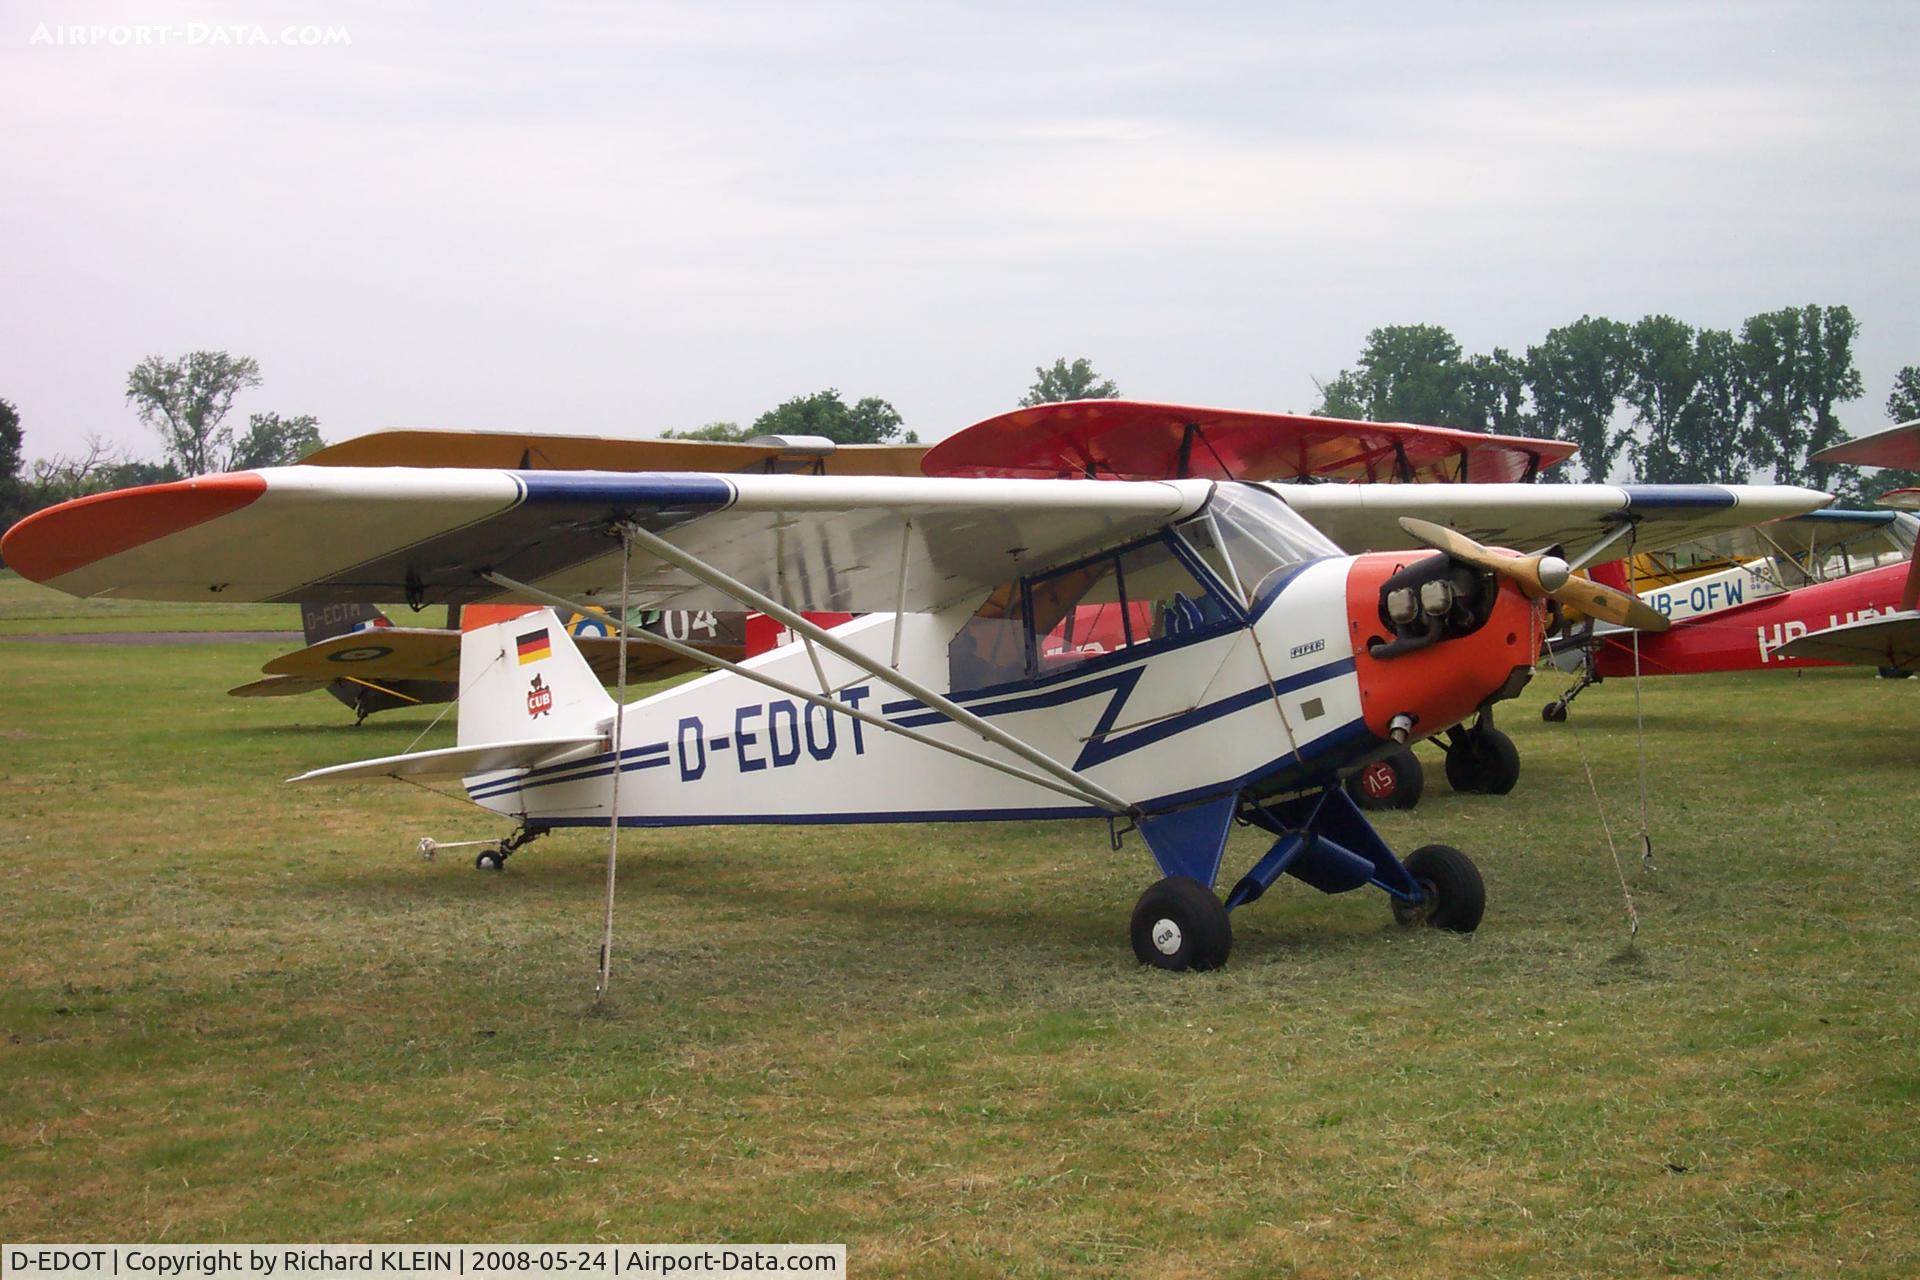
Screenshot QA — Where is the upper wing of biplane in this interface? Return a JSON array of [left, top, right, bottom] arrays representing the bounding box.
[[1810, 419, 1920, 471], [306, 429, 928, 477], [1276, 482, 1831, 558], [922, 400, 1580, 484], [0, 469, 1212, 613]]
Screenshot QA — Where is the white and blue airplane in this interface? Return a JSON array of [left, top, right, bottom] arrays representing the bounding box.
[[2, 463, 1825, 969]]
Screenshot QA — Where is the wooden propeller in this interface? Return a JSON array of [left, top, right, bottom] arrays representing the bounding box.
[[1398, 518, 1670, 632]]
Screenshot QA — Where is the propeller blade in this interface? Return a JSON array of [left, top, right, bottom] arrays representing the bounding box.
[[1553, 579, 1671, 632], [1397, 517, 1669, 632]]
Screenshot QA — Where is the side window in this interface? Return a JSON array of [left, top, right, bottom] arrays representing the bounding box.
[[1115, 540, 1231, 642], [1031, 557, 1128, 670], [950, 537, 1236, 691], [949, 582, 1029, 692]]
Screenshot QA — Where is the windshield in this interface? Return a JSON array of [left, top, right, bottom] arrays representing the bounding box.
[[1182, 482, 1340, 603]]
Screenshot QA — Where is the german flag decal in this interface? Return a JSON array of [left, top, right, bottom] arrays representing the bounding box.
[[516, 628, 553, 665]]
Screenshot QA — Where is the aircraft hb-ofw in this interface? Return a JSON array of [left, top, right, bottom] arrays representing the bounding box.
[[1, 459, 1825, 969]]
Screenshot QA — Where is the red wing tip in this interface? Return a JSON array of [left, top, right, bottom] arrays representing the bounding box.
[[1, 472, 267, 585]]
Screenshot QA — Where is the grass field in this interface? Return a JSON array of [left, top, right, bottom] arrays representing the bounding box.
[[1, 574, 1915, 1276]]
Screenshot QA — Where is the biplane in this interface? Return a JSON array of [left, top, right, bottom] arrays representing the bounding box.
[[1, 441, 1824, 969], [1772, 419, 1920, 671], [1541, 507, 1918, 718], [231, 599, 848, 723]]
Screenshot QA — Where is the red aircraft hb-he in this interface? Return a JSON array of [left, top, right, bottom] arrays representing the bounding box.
[[0, 402, 1828, 970]]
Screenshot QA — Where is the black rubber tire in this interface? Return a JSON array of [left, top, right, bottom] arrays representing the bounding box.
[[1130, 876, 1232, 971], [1393, 844, 1486, 933], [475, 851, 504, 871], [1444, 726, 1521, 795], [1542, 701, 1568, 723], [1347, 748, 1425, 811]]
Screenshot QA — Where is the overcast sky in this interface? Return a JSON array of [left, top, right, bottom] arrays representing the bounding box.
[[3, 0, 1915, 464]]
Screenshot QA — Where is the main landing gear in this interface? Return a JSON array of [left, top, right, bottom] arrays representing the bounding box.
[[1544, 647, 1602, 722], [1345, 746, 1424, 811], [1344, 715, 1518, 814], [1127, 787, 1485, 971], [1440, 715, 1520, 795]]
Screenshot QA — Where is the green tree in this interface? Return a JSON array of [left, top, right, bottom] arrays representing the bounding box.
[[1670, 328, 1749, 484], [660, 421, 753, 442], [1622, 315, 1703, 482], [1847, 364, 1920, 501], [126, 352, 262, 476], [1312, 371, 1368, 420], [1889, 366, 1920, 422], [1526, 316, 1633, 483], [751, 389, 916, 444], [0, 398, 24, 539], [1020, 357, 1120, 407], [1738, 305, 1862, 490], [228, 413, 324, 469], [1314, 324, 1471, 427], [1461, 347, 1531, 436], [125, 353, 323, 475]]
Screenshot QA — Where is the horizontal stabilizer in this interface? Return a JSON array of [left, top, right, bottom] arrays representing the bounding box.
[[289, 735, 607, 784]]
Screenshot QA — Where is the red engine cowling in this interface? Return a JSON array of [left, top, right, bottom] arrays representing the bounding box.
[[1344, 551, 1542, 742]]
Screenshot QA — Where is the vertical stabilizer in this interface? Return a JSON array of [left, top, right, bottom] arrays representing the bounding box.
[[458, 607, 616, 746]]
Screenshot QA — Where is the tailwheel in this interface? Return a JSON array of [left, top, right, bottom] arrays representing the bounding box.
[[1392, 844, 1485, 933], [1444, 724, 1520, 795], [1131, 876, 1232, 971], [474, 849, 506, 872], [1347, 747, 1425, 811]]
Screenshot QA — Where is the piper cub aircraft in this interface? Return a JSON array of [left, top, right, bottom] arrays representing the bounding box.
[[1, 463, 1823, 969]]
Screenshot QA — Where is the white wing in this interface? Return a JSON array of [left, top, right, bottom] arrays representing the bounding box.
[[1275, 482, 1830, 556], [2, 468, 1212, 613]]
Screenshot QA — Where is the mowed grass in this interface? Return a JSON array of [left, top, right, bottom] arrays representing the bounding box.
[[0, 569, 304, 634], [0, 594, 1915, 1276]]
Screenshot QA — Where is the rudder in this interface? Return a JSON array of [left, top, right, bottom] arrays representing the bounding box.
[[458, 607, 617, 746]]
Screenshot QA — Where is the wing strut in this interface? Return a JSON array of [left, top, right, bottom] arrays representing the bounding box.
[[610, 520, 1137, 815], [481, 572, 1132, 816], [595, 531, 633, 1004]]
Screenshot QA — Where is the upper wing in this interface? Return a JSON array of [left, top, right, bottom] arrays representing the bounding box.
[[923, 400, 1579, 483], [1663, 508, 1914, 567], [307, 429, 929, 477], [1274, 482, 1831, 557], [1811, 420, 1920, 471], [2, 468, 1212, 613]]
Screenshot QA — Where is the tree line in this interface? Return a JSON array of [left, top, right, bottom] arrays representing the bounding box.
[[1314, 307, 1918, 499]]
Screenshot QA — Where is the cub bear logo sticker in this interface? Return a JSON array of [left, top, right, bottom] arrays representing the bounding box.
[[527, 673, 553, 718]]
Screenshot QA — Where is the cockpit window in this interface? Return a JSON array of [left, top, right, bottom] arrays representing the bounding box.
[[950, 532, 1239, 692], [1199, 482, 1341, 604], [948, 580, 1029, 692]]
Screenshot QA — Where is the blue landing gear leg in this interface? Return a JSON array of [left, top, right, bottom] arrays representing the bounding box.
[[1224, 787, 1485, 934]]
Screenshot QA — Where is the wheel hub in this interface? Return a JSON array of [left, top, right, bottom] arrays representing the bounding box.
[[1151, 918, 1183, 956]]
